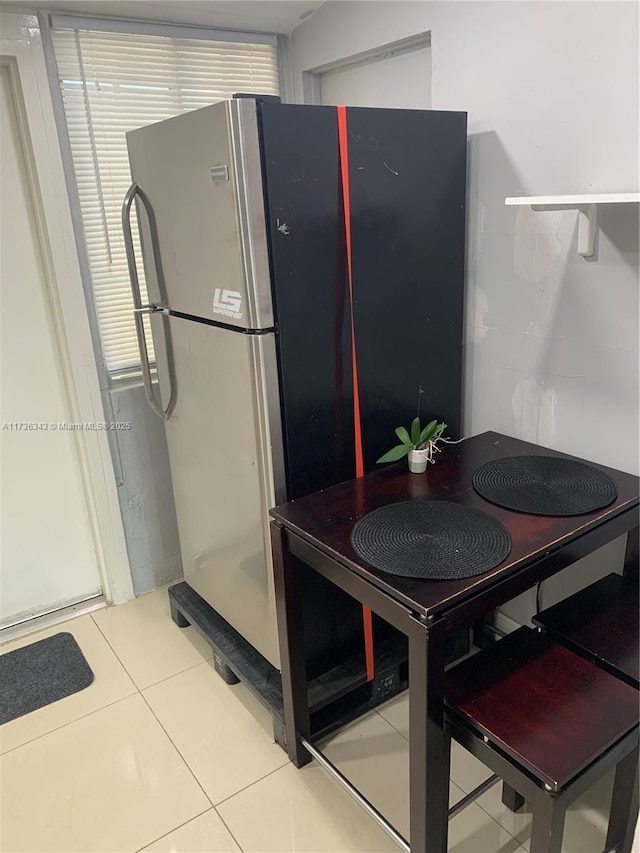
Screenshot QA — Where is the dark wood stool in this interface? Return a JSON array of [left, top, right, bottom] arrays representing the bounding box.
[[532, 572, 639, 688], [444, 627, 639, 853], [505, 571, 638, 815]]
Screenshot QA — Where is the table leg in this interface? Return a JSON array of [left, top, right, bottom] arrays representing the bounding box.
[[623, 526, 639, 580], [409, 620, 450, 853], [271, 521, 312, 768], [604, 744, 638, 853], [529, 790, 565, 853], [501, 782, 525, 813]]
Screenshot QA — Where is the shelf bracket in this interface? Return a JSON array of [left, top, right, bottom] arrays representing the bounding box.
[[507, 193, 640, 260], [531, 202, 598, 259], [577, 204, 598, 258]]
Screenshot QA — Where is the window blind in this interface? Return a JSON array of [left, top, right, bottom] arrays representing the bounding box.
[[52, 26, 280, 373]]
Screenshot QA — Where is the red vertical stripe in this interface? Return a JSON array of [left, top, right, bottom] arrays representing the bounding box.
[[337, 106, 364, 480], [337, 105, 375, 683]]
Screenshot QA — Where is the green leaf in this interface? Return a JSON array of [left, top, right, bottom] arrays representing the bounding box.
[[377, 444, 411, 463], [410, 417, 421, 446], [395, 426, 413, 446], [435, 422, 447, 437], [418, 419, 438, 446]]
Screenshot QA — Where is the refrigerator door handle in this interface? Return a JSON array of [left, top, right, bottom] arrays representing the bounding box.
[[122, 182, 174, 421]]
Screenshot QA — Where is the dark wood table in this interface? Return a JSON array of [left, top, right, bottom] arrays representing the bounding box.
[[269, 431, 639, 852]]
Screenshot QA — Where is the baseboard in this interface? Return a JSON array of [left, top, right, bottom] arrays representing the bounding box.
[[0, 596, 106, 645]]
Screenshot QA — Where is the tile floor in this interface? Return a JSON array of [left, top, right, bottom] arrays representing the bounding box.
[[0, 586, 630, 852]]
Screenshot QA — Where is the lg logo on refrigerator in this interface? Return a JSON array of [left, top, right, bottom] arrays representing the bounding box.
[[213, 288, 243, 320]]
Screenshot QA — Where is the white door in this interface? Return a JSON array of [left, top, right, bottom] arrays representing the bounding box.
[[0, 63, 102, 626], [316, 41, 431, 108]]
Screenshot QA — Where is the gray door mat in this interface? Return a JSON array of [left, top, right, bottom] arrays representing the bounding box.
[[0, 632, 94, 724]]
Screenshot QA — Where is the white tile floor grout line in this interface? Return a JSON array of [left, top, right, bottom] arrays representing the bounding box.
[[211, 753, 528, 853], [0, 691, 138, 757], [138, 689, 217, 810], [134, 692, 291, 851], [313, 705, 388, 747], [88, 605, 214, 692], [214, 806, 248, 853], [212, 761, 291, 808], [374, 708, 409, 742], [462, 786, 530, 848], [131, 806, 215, 853], [88, 610, 147, 694], [121, 627, 294, 812], [370, 706, 531, 849], [87, 607, 215, 692], [134, 656, 214, 691], [451, 794, 526, 850]]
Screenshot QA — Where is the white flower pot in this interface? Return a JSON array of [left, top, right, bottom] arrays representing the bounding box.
[[408, 448, 430, 473]]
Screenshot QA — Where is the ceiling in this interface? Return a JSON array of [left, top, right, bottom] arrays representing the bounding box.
[[0, 0, 323, 34]]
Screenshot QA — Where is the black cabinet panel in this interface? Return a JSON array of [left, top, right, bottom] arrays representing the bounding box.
[[346, 107, 467, 468], [259, 103, 356, 501], [260, 102, 466, 496], [258, 101, 467, 670]]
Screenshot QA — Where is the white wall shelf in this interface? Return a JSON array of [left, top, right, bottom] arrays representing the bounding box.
[[505, 192, 640, 258]]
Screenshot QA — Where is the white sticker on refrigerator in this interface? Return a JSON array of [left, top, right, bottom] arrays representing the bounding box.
[[213, 288, 243, 320]]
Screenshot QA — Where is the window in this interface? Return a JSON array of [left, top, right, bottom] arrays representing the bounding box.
[[51, 23, 279, 373]]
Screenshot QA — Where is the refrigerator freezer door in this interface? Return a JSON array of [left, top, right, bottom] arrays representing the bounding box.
[[126, 99, 273, 330], [155, 312, 284, 669]]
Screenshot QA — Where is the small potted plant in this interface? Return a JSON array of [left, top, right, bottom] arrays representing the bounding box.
[[377, 417, 450, 473]]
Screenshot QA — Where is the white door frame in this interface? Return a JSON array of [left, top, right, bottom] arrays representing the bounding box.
[[301, 32, 431, 105], [0, 12, 133, 606]]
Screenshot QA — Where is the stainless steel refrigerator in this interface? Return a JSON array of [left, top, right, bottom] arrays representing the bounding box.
[[124, 95, 467, 682]]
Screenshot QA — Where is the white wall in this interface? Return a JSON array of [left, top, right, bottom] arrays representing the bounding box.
[[318, 41, 431, 108], [290, 0, 639, 475]]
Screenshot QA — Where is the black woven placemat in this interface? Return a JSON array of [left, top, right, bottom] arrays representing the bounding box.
[[472, 455, 618, 516], [350, 500, 511, 580], [0, 632, 94, 725]]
